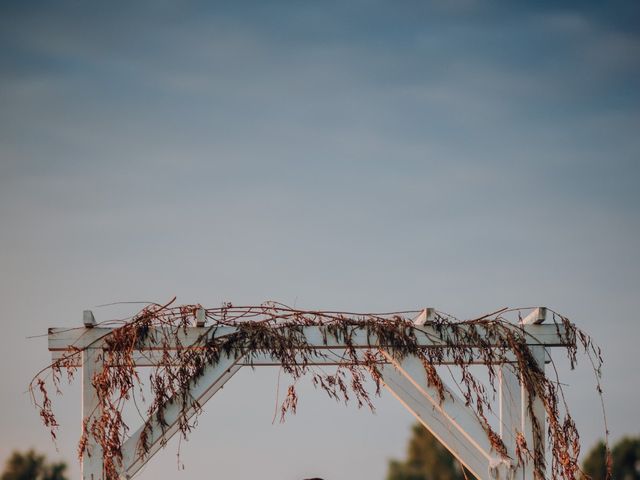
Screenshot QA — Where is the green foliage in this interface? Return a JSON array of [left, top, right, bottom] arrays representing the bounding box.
[[583, 441, 607, 480], [582, 436, 640, 480], [1, 450, 68, 480], [387, 424, 469, 480]]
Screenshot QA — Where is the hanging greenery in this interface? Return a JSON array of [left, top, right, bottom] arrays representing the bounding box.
[[31, 299, 609, 480]]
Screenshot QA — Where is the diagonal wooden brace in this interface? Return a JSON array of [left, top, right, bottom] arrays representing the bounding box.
[[118, 353, 245, 479], [379, 352, 508, 480]]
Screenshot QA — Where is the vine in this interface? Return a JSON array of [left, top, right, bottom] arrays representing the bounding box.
[[31, 300, 609, 480]]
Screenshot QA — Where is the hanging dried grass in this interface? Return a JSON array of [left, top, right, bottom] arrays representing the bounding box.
[[31, 300, 609, 480]]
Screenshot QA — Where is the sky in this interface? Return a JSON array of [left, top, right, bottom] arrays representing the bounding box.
[[0, 1, 639, 479]]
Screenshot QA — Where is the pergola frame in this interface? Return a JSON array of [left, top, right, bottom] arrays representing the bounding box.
[[47, 307, 566, 480]]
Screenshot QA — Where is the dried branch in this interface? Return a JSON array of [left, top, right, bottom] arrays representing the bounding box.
[[31, 302, 609, 480]]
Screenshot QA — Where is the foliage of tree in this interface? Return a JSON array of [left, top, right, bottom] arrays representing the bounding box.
[[0, 450, 68, 480], [387, 424, 469, 480], [583, 441, 608, 480], [582, 436, 640, 480]]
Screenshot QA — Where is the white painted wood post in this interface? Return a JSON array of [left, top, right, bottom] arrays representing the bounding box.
[[82, 348, 104, 480], [82, 310, 103, 480], [522, 346, 546, 480], [520, 308, 547, 480], [498, 350, 547, 480]]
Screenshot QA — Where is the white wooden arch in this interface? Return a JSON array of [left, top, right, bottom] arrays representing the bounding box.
[[48, 307, 563, 480]]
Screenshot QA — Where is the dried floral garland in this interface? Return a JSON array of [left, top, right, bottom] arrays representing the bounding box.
[[31, 300, 609, 480]]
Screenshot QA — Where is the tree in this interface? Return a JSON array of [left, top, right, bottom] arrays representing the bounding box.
[[387, 424, 469, 480], [582, 436, 640, 480], [1, 450, 68, 480]]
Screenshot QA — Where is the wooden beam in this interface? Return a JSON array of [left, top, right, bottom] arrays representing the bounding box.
[[195, 307, 206, 327], [52, 348, 551, 367], [83, 310, 96, 328], [49, 323, 571, 353], [521, 308, 547, 325], [412, 308, 435, 326]]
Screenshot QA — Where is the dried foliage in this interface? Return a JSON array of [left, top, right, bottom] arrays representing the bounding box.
[[31, 300, 609, 480]]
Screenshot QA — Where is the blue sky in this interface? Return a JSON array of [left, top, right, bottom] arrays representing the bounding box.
[[1, 1, 639, 479]]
